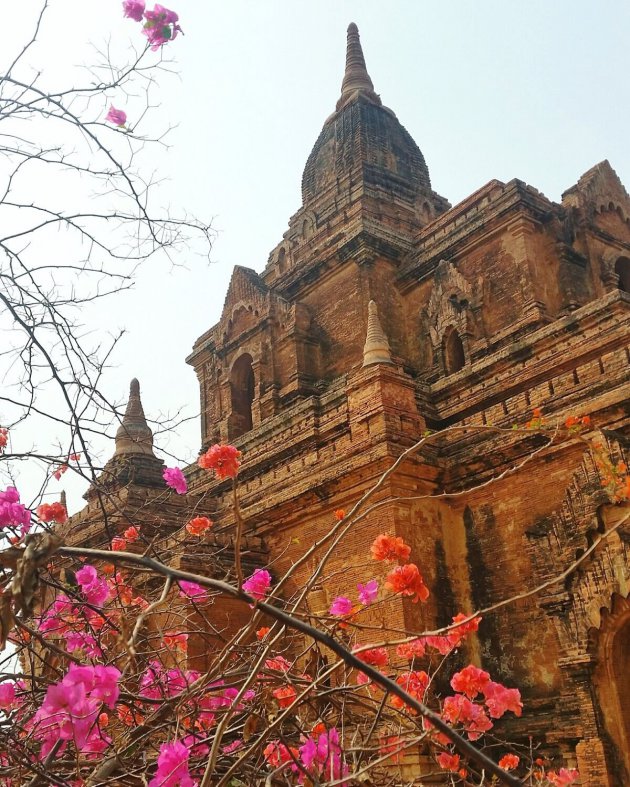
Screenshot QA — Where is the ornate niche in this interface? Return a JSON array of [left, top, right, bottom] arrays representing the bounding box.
[[423, 259, 482, 377]]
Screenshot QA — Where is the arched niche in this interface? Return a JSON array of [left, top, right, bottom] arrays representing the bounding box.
[[277, 247, 287, 274], [614, 257, 630, 293], [229, 354, 255, 438], [592, 594, 630, 783], [443, 327, 465, 375]]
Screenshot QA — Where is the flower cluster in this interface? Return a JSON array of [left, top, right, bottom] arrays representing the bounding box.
[[0, 427, 8, 453], [163, 466, 187, 494], [198, 444, 242, 479], [0, 486, 31, 533], [123, 2, 182, 50], [242, 568, 272, 600], [30, 664, 120, 757], [35, 501, 67, 524]]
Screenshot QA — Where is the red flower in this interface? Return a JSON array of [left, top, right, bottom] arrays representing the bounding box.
[[186, 516, 213, 536], [334, 509, 345, 520], [111, 536, 127, 551], [437, 752, 460, 772], [256, 627, 271, 640], [447, 612, 482, 647], [36, 502, 67, 524], [123, 526, 139, 541], [499, 753, 520, 770], [198, 444, 242, 479], [355, 646, 389, 668], [386, 563, 429, 602], [371, 533, 411, 562], [450, 664, 491, 699], [272, 685, 297, 708], [391, 670, 429, 712]]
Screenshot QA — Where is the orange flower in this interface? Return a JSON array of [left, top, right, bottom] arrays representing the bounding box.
[[98, 713, 109, 727], [36, 502, 67, 524], [386, 563, 429, 602], [111, 536, 127, 551], [391, 670, 429, 711], [311, 721, 326, 736], [334, 509, 345, 521], [499, 753, 519, 770], [437, 752, 460, 772], [123, 526, 139, 541], [186, 516, 213, 536], [371, 533, 411, 563], [256, 627, 271, 640], [163, 631, 188, 652], [102, 563, 115, 576], [272, 685, 297, 708]]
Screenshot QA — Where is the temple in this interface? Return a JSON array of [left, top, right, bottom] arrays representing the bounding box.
[[68, 24, 630, 784]]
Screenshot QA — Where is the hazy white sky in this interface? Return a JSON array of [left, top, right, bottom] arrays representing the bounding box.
[[5, 1, 630, 511]]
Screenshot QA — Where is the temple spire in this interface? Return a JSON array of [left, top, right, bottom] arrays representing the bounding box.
[[362, 301, 393, 367], [337, 23, 381, 110], [114, 378, 155, 457]]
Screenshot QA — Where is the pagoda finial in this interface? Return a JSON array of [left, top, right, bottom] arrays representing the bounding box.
[[114, 378, 155, 457], [337, 23, 380, 110], [362, 300, 393, 367]]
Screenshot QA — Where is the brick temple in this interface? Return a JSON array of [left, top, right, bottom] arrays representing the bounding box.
[[68, 23, 630, 785]]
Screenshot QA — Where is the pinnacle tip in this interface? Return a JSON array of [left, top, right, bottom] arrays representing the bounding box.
[[130, 378, 140, 395], [348, 22, 358, 34]]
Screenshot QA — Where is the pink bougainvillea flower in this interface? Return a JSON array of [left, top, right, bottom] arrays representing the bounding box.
[[242, 568, 271, 600], [0, 486, 31, 533], [546, 769, 580, 786], [482, 681, 522, 719], [76, 565, 110, 607], [122, 0, 145, 21], [142, 4, 182, 50], [148, 740, 194, 787], [442, 693, 493, 740], [35, 501, 67, 524], [198, 444, 242, 479], [357, 579, 378, 605], [329, 596, 353, 617], [391, 670, 430, 712], [178, 581, 207, 601], [105, 106, 127, 127], [222, 739, 242, 754], [163, 467, 187, 494], [0, 682, 16, 710]]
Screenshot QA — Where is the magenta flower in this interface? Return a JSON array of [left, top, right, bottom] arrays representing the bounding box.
[[163, 466, 187, 494], [148, 740, 194, 787], [122, 0, 145, 21], [178, 580, 207, 601], [242, 568, 272, 600], [143, 4, 182, 50], [0, 486, 31, 533], [105, 106, 127, 127], [329, 596, 353, 617], [357, 579, 378, 606], [0, 682, 16, 710], [76, 565, 110, 607]]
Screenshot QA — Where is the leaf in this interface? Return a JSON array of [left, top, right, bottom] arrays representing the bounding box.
[[0, 592, 15, 651], [11, 532, 62, 617], [243, 713, 260, 741]]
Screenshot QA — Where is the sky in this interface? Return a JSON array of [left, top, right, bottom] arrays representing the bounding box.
[[4, 0, 630, 512]]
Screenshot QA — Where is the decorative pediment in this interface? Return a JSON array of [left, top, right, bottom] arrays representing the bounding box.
[[562, 160, 630, 225], [219, 266, 294, 344]]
